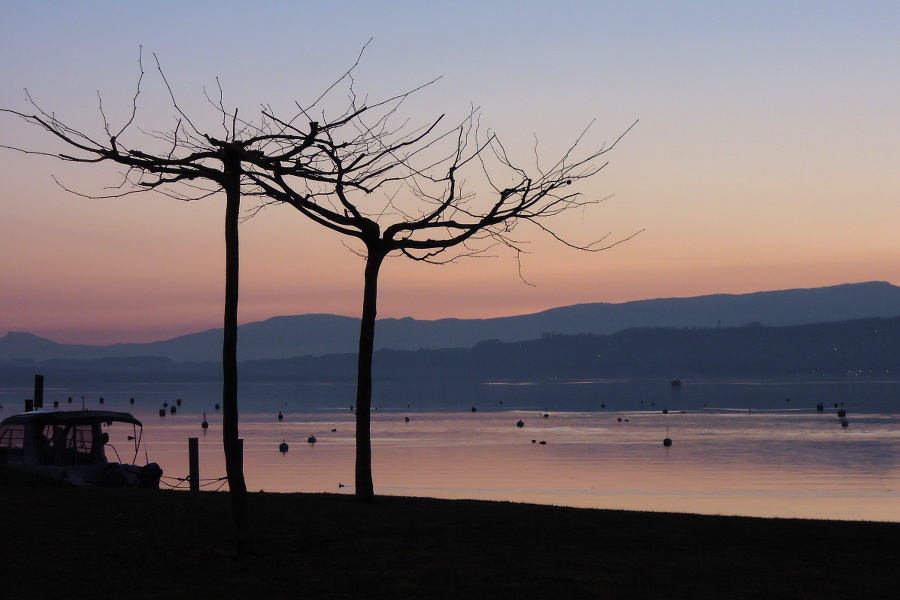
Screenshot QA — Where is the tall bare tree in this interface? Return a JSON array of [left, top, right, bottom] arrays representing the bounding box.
[[1, 57, 263, 551], [249, 76, 639, 501], [0, 50, 386, 548]]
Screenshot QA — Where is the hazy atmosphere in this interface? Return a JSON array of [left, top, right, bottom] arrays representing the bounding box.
[[1, 1, 898, 344]]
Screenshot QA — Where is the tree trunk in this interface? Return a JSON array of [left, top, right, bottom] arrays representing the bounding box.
[[355, 244, 387, 501], [222, 159, 251, 552]]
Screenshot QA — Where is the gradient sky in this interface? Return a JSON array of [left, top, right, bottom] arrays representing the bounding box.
[[1, 1, 898, 344]]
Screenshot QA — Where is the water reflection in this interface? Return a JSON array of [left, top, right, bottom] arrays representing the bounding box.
[[128, 407, 900, 522], [2, 379, 899, 521]]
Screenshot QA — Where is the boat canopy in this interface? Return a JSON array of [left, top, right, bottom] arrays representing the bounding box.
[[0, 410, 142, 428]]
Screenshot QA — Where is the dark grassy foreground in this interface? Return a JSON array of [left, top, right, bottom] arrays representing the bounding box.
[[2, 467, 898, 599]]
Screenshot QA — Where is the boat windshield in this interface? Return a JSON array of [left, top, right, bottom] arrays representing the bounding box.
[[0, 423, 25, 453], [42, 423, 105, 466]]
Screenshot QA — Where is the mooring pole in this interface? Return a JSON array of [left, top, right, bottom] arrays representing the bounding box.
[[188, 437, 200, 492], [34, 374, 44, 409]]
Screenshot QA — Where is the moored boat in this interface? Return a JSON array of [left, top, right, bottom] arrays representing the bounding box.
[[0, 410, 162, 488]]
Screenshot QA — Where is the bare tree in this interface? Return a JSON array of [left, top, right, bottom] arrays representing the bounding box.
[[249, 76, 639, 501], [1, 58, 262, 551], [0, 51, 380, 550], [4, 47, 638, 509]]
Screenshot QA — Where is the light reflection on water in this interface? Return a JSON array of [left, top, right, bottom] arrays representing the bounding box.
[[2, 379, 899, 522]]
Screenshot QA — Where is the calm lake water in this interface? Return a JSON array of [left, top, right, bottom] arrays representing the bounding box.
[[3, 378, 899, 522]]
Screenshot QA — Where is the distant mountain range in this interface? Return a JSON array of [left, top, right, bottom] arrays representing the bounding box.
[[2, 315, 897, 386], [2, 281, 900, 363]]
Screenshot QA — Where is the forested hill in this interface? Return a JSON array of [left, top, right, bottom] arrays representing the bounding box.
[[2, 281, 900, 362], [2, 316, 898, 385]]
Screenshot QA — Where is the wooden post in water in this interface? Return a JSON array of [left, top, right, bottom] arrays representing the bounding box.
[[34, 374, 44, 409], [188, 437, 200, 493]]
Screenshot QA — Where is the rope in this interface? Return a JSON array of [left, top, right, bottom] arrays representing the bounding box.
[[159, 474, 229, 491]]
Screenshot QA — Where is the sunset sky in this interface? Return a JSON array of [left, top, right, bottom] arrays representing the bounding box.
[[1, 1, 898, 344]]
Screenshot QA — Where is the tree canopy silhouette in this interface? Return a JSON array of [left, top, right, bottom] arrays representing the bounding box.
[[246, 63, 639, 501], [1, 52, 272, 552], [0, 46, 418, 543], [3, 46, 638, 506]]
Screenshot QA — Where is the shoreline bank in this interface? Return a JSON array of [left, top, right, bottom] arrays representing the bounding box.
[[2, 466, 897, 599]]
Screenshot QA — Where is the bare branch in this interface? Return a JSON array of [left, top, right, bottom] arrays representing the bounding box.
[[152, 52, 203, 140]]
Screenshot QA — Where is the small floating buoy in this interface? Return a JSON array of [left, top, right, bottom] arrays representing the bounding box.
[[201, 412, 208, 430], [516, 420, 524, 428], [279, 440, 289, 454], [663, 428, 673, 447], [277, 411, 284, 421]]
